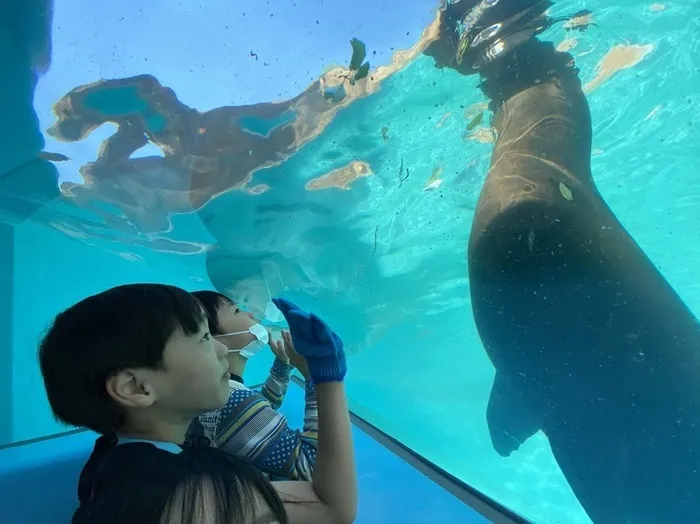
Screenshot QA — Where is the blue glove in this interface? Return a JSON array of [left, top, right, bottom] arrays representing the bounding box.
[[272, 298, 346, 383]]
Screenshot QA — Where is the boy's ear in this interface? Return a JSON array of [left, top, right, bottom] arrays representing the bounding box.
[[105, 370, 158, 409]]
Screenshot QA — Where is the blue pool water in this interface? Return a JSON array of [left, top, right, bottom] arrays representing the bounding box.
[[1, 1, 699, 523]]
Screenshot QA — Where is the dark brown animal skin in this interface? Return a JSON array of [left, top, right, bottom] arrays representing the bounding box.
[[428, 6, 700, 522]]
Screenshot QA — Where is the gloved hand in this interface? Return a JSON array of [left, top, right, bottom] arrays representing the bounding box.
[[272, 298, 346, 383]]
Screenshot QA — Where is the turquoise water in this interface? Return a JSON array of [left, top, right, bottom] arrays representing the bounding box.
[[2, 1, 700, 523]]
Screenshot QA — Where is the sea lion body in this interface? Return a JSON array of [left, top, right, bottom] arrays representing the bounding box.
[[467, 39, 700, 524], [424, 2, 700, 520]]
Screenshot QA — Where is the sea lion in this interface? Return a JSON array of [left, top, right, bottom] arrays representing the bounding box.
[[427, 2, 700, 522]]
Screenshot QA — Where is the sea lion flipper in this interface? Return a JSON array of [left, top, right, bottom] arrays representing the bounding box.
[[487, 371, 540, 457]]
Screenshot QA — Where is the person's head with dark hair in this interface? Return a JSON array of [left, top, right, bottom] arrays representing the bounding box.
[[192, 290, 269, 379], [40, 283, 291, 524], [192, 290, 235, 335], [38, 283, 232, 442]]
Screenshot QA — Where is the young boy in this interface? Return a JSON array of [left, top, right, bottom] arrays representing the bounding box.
[[39, 283, 356, 524], [191, 290, 319, 481]]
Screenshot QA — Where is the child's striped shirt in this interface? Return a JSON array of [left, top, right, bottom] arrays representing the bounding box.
[[194, 358, 318, 481]]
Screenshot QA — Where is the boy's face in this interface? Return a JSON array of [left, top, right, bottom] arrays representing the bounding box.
[[214, 299, 258, 349], [111, 321, 232, 423]]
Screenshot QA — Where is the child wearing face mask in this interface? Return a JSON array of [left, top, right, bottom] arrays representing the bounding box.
[[194, 290, 293, 407], [190, 290, 318, 481]]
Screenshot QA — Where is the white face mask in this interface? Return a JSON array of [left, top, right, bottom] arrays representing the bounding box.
[[263, 274, 285, 323], [217, 323, 269, 359]]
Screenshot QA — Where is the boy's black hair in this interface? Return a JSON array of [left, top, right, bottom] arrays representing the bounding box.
[[45, 284, 290, 523], [191, 290, 232, 336], [38, 283, 206, 434]]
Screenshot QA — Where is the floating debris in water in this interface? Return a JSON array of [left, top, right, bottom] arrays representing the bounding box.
[[456, 36, 471, 64], [423, 165, 444, 191], [398, 158, 409, 187], [381, 126, 390, 142], [464, 102, 488, 119], [559, 181, 573, 201], [325, 38, 372, 98], [323, 83, 347, 103], [466, 111, 484, 131], [349, 38, 367, 70], [347, 38, 371, 85], [350, 62, 370, 85], [372, 225, 379, 256], [462, 106, 492, 141], [424, 178, 444, 191]]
